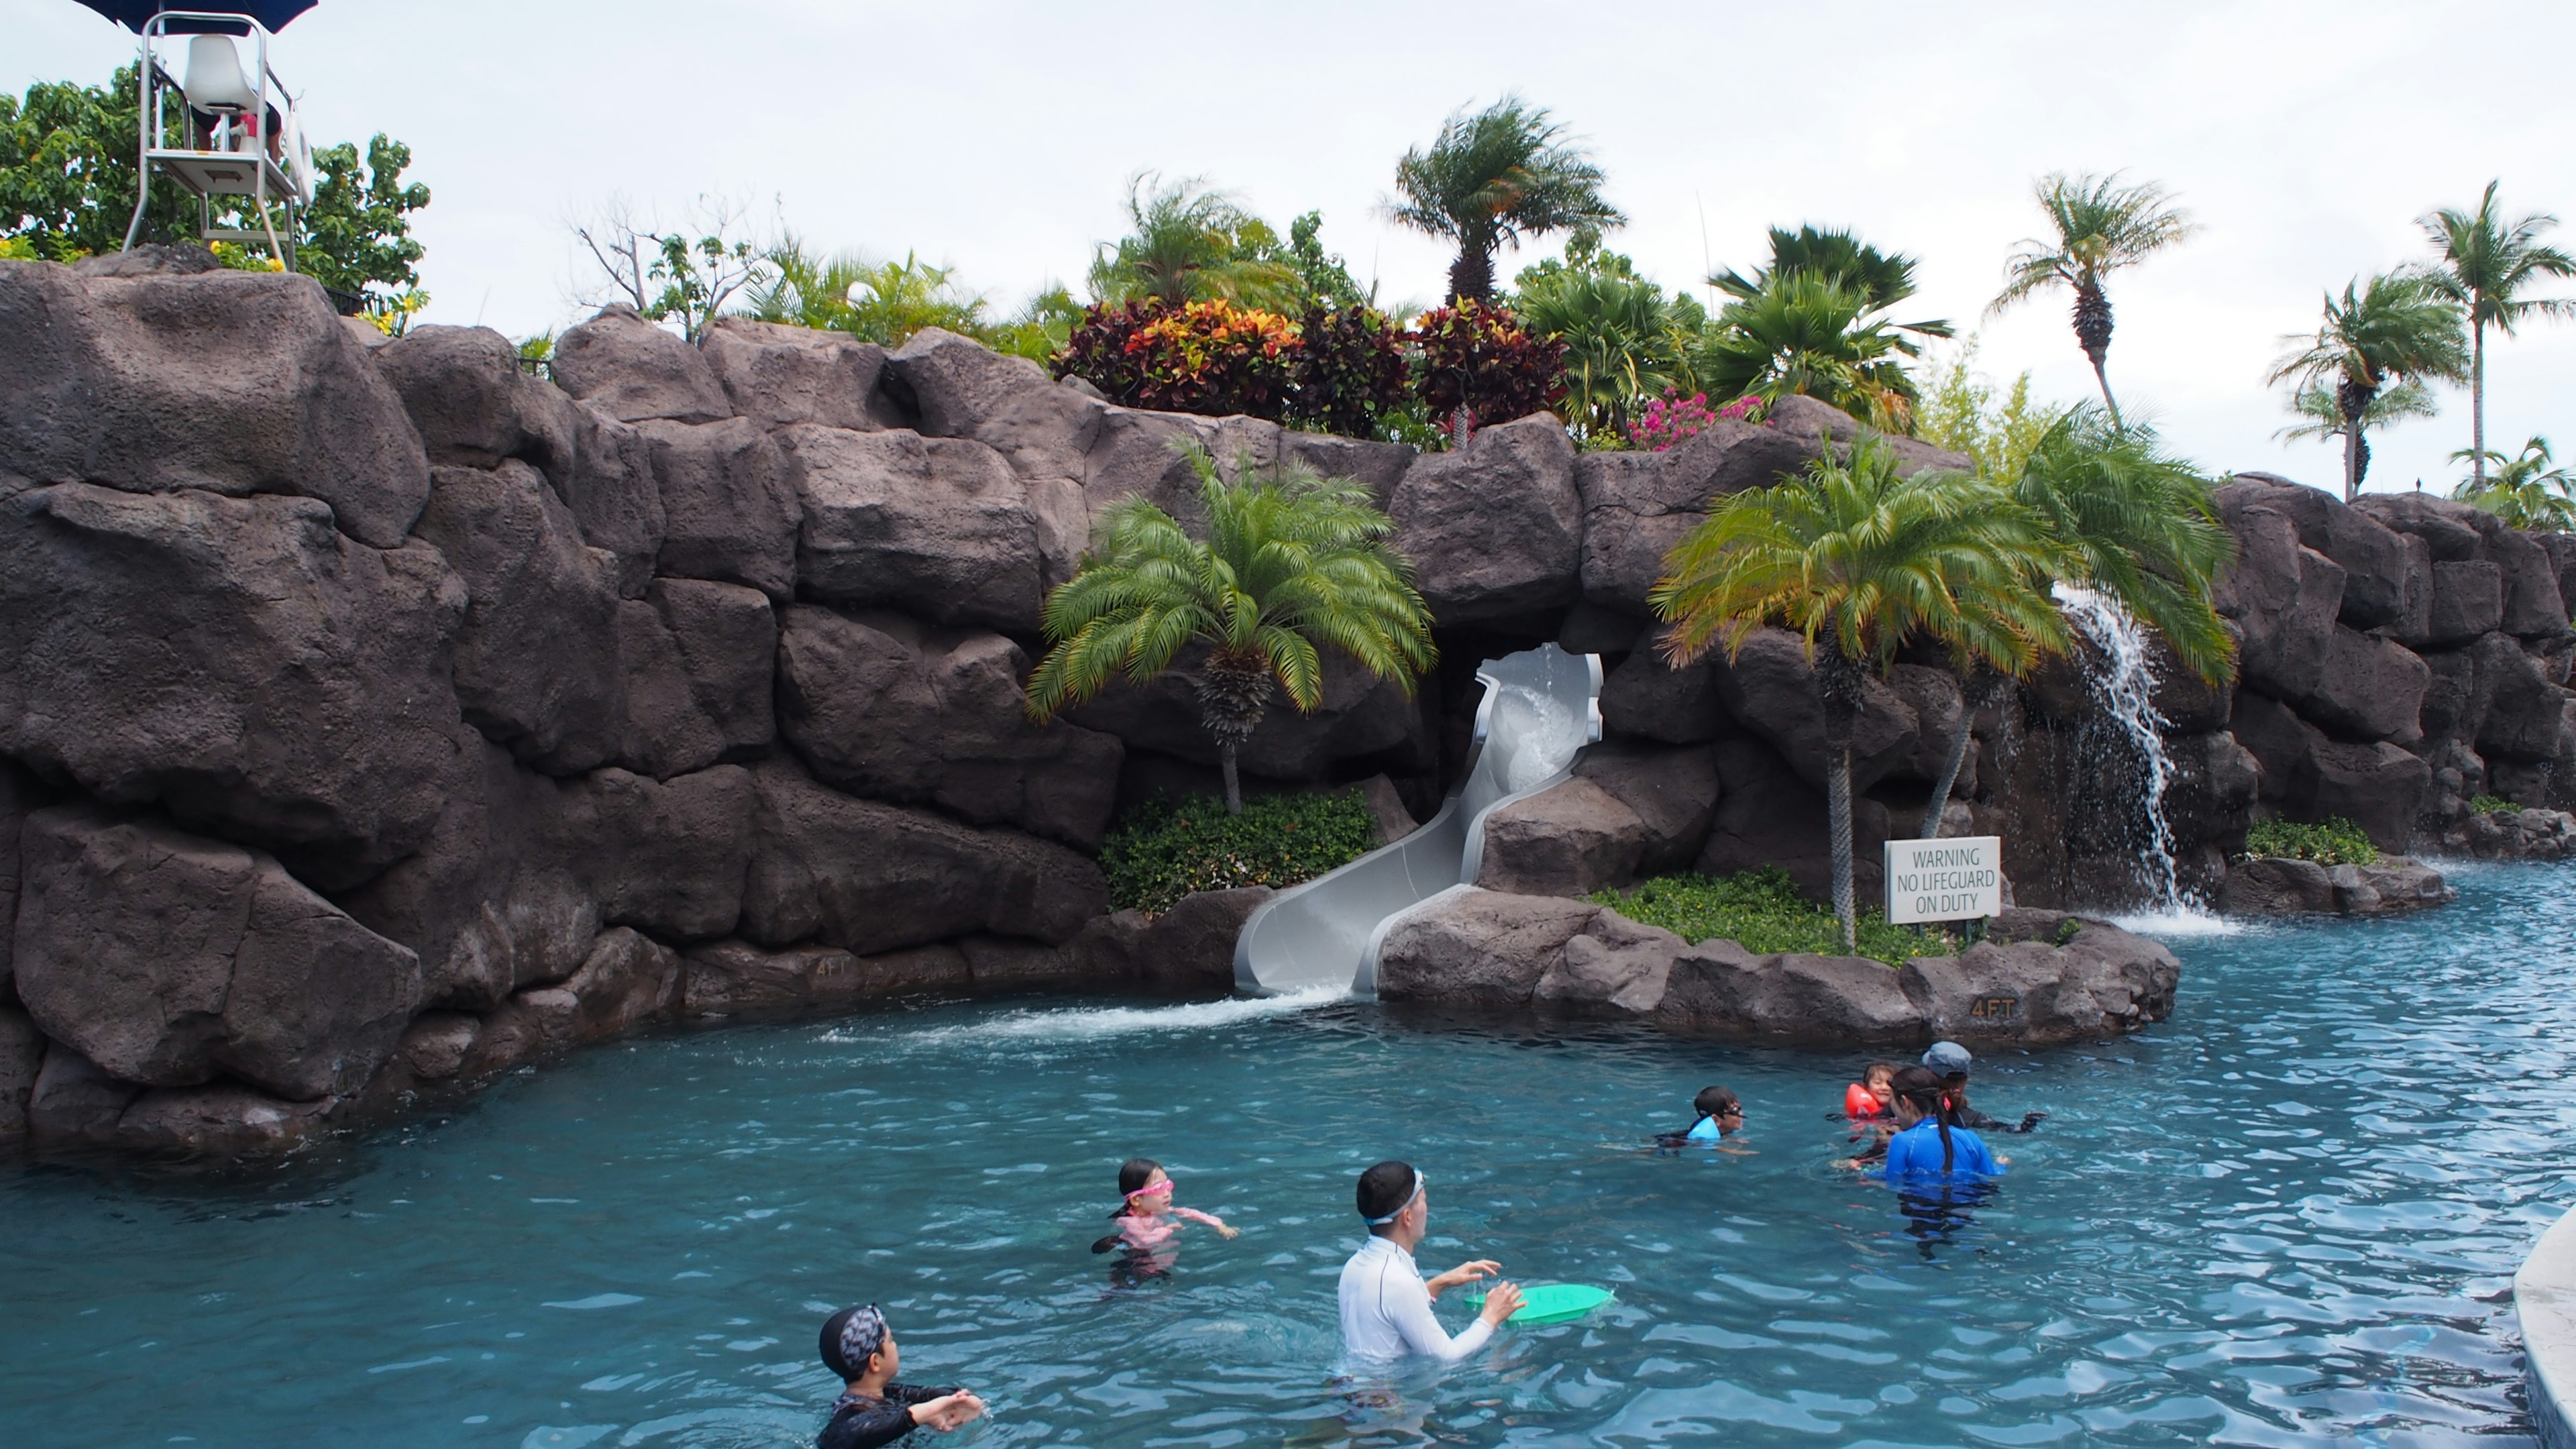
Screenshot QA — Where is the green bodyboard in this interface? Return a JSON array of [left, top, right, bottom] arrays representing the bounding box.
[[1465, 1283, 1615, 1325]]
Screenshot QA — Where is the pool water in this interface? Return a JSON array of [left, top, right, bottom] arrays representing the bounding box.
[[5, 861, 2573, 1448]]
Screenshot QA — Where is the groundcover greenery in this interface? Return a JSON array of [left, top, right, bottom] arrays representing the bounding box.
[[1101, 788, 1377, 915], [1590, 866, 1953, 967], [2243, 816, 2378, 867]]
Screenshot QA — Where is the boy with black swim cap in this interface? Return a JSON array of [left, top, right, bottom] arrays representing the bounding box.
[[1336, 1160, 1524, 1364], [814, 1304, 985, 1449]]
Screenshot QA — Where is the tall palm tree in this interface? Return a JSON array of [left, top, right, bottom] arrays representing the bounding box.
[[1027, 445, 1436, 815], [1649, 444, 2066, 949], [1912, 411, 2238, 839], [1692, 273, 1925, 433], [1388, 95, 1625, 305], [2453, 436, 2576, 531], [2417, 181, 2576, 489], [1713, 225, 1954, 341], [2268, 274, 2470, 502], [1988, 172, 2198, 428], [2275, 378, 2438, 489], [1086, 174, 1299, 311]]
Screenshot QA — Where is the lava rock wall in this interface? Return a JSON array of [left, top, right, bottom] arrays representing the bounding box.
[[2, 257, 2562, 1155]]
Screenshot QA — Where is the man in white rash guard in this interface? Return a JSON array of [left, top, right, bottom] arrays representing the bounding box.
[[1337, 1160, 1524, 1364]]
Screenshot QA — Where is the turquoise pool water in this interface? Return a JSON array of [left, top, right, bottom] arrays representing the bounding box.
[[5, 861, 2573, 1448]]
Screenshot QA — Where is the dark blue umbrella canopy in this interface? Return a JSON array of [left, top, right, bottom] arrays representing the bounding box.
[[74, 1, 317, 33]]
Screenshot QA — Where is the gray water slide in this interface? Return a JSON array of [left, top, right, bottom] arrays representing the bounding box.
[[1232, 643, 1603, 997]]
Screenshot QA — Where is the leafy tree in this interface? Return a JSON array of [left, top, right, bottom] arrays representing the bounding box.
[[1026, 445, 1436, 814], [2275, 378, 2436, 488], [1, 66, 426, 299], [1988, 172, 2198, 428], [1917, 337, 2062, 481], [989, 284, 1085, 362], [1285, 210, 1369, 312], [1713, 225, 1953, 341], [2453, 436, 2576, 531], [1650, 444, 2065, 947], [2267, 272, 2469, 502], [2416, 180, 2576, 489], [1086, 174, 1297, 311], [1514, 229, 1694, 437], [1691, 273, 1924, 432], [1389, 94, 1624, 304], [573, 195, 768, 342]]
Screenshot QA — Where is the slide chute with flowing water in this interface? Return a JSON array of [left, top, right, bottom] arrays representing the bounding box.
[[1232, 643, 1603, 996]]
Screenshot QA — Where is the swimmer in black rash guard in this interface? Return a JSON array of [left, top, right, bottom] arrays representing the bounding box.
[[815, 1304, 985, 1449]]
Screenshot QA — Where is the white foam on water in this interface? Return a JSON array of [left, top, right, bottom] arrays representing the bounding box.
[[2055, 582, 2190, 914], [839, 987, 1346, 1051], [2106, 906, 2247, 938]]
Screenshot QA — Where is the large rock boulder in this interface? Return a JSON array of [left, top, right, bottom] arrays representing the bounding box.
[[2220, 854, 2453, 915], [742, 761, 1108, 955], [13, 806, 421, 1100], [702, 318, 889, 431], [2292, 626, 2428, 745], [0, 1006, 44, 1142], [615, 578, 777, 780], [1065, 647, 1426, 783], [1576, 422, 1825, 616], [2220, 474, 2413, 629], [1599, 638, 1729, 745], [1696, 737, 1894, 904], [1534, 910, 1689, 1014], [557, 927, 685, 1040], [556, 765, 755, 941], [411, 461, 623, 773], [2215, 503, 2345, 701], [778, 424, 1065, 632], [888, 327, 1057, 439], [1389, 415, 1581, 625], [0, 759, 50, 997], [681, 938, 971, 1016], [1707, 627, 1919, 792], [2491, 528, 2569, 636], [332, 729, 594, 1011], [563, 405, 667, 598], [2229, 692, 2428, 850], [777, 606, 1122, 849], [0, 263, 431, 546], [374, 325, 578, 489], [1373, 890, 1603, 1004], [1063, 885, 1274, 990], [1474, 777, 1648, 897], [114, 1082, 336, 1154], [638, 417, 798, 601], [24, 1044, 141, 1146], [1655, 939, 1922, 1044], [549, 305, 730, 424], [0, 483, 468, 889], [2355, 491, 2487, 563], [2428, 560, 2504, 645], [1571, 740, 1723, 873], [1896, 924, 2179, 1047]]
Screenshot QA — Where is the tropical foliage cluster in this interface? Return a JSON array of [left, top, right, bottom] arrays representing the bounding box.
[[2242, 816, 2379, 867], [1589, 868, 1949, 967], [1100, 789, 1377, 915]]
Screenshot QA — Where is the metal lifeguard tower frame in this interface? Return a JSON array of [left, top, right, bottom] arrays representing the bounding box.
[[115, 9, 315, 268]]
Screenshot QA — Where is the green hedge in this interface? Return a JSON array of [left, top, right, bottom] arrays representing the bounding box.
[[1589, 866, 1953, 967], [2471, 794, 2516, 816], [2243, 816, 2378, 867], [1099, 789, 1378, 916]]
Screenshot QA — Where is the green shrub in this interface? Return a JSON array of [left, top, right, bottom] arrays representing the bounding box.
[[1099, 789, 1378, 916], [2243, 816, 2379, 866], [2471, 794, 2516, 816], [1588, 867, 1953, 967]]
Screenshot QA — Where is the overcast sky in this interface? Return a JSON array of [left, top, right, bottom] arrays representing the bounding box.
[[13, 0, 2574, 494]]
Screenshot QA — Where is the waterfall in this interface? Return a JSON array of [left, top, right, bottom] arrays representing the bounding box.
[[2053, 582, 2186, 911]]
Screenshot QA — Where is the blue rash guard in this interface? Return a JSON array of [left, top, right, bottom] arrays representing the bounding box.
[[1684, 1115, 1725, 1144], [1880, 1117, 2003, 1181]]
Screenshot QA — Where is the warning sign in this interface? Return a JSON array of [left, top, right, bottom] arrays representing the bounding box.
[[1883, 836, 2003, 924]]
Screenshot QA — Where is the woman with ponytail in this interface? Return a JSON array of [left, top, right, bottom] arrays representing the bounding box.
[[1878, 1066, 2005, 1182]]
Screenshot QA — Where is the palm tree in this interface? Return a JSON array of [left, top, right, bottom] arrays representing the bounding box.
[[1516, 266, 1688, 437], [1649, 443, 2065, 949], [1087, 174, 1299, 311], [1910, 411, 2238, 840], [1026, 446, 1436, 814], [2417, 181, 2576, 489], [1988, 173, 2198, 428], [2453, 436, 2576, 531], [1713, 225, 1954, 341], [2275, 379, 2437, 489], [1692, 273, 1925, 433], [2268, 274, 2470, 502], [1388, 95, 1624, 304]]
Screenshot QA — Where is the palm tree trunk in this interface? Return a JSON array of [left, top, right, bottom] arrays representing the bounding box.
[[2471, 319, 2487, 489], [2088, 356, 2124, 432], [1918, 673, 1996, 839], [1827, 734, 1857, 955], [1220, 741, 1242, 816], [1195, 649, 1276, 818], [2072, 283, 2122, 429]]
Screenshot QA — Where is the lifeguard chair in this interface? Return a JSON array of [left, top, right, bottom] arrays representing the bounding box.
[[95, 5, 319, 268]]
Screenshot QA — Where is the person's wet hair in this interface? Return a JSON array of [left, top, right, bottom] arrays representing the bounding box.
[[1112, 1158, 1161, 1218], [1890, 1065, 1957, 1173], [1690, 1085, 1740, 1129], [1356, 1160, 1418, 1226]]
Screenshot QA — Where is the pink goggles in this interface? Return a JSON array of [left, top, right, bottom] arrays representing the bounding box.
[[1126, 1177, 1175, 1201]]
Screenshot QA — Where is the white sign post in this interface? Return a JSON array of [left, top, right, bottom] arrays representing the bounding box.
[[1884, 836, 2004, 924]]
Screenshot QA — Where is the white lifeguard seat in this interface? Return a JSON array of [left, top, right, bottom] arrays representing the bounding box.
[[120, 11, 315, 270]]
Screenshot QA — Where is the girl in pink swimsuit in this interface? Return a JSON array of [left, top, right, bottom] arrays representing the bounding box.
[[1091, 1158, 1239, 1256]]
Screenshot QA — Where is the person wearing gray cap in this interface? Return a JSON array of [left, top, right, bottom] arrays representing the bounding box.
[[1921, 1041, 2047, 1135]]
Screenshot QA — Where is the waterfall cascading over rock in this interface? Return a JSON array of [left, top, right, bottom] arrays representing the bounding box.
[[2053, 582, 2186, 912]]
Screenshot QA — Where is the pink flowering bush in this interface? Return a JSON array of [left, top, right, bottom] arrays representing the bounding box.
[[1625, 389, 1768, 451]]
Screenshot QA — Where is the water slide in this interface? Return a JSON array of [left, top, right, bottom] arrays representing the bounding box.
[[1233, 643, 1603, 997]]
